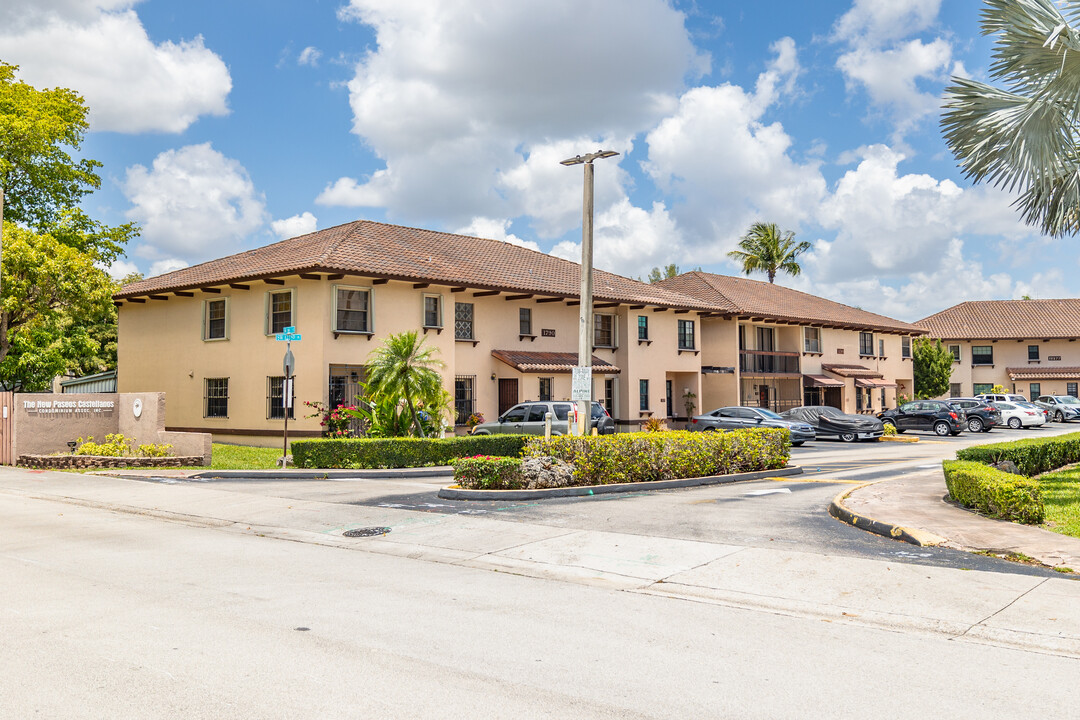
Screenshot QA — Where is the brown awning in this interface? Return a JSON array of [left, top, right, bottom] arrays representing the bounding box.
[[1007, 366, 1080, 381], [491, 349, 620, 374], [855, 378, 897, 388], [822, 363, 884, 379], [803, 374, 844, 388]]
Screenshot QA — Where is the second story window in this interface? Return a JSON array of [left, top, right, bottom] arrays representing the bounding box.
[[638, 315, 649, 341], [1028, 344, 1039, 361], [455, 302, 474, 340], [948, 344, 961, 362], [902, 336, 912, 358], [334, 286, 371, 333], [972, 345, 994, 365], [594, 313, 615, 348], [268, 289, 294, 334], [803, 327, 821, 353], [204, 298, 227, 340], [678, 319, 695, 350], [520, 308, 532, 336], [878, 339, 885, 357], [859, 332, 874, 356], [423, 295, 442, 328]]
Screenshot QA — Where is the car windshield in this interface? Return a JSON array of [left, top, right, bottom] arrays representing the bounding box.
[[757, 409, 783, 420], [1059, 396, 1080, 405]]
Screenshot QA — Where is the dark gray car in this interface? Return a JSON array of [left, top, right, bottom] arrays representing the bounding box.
[[471, 401, 615, 436], [690, 406, 816, 446]]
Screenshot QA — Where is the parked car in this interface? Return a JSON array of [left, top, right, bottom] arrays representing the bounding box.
[[946, 398, 1002, 433], [994, 401, 1046, 429], [1034, 395, 1080, 423], [1014, 400, 1051, 422], [877, 400, 964, 436], [976, 393, 1028, 404], [471, 400, 615, 435], [780, 406, 883, 442], [690, 406, 816, 446]]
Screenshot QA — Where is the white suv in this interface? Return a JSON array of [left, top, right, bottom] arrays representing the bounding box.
[[976, 393, 1028, 404]]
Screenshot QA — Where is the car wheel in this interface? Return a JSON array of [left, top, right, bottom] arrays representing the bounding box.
[[1008, 417, 1022, 430], [702, 427, 717, 432], [840, 432, 857, 443], [792, 441, 804, 447], [881, 419, 895, 429], [967, 417, 983, 433], [1055, 410, 1064, 423], [933, 421, 951, 436]]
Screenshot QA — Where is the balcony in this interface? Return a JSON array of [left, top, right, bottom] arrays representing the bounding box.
[[739, 349, 800, 375]]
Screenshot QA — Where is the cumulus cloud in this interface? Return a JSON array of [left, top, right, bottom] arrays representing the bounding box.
[[105, 258, 140, 280], [454, 217, 540, 252], [148, 258, 189, 277], [123, 143, 268, 262], [0, 1, 231, 133], [271, 212, 318, 240], [297, 46, 322, 67], [832, 0, 942, 45]]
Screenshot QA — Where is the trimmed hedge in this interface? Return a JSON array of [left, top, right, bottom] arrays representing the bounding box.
[[955, 431, 1080, 476], [522, 428, 789, 486], [452, 456, 525, 490], [943, 460, 1044, 524], [292, 434, 529, 469]]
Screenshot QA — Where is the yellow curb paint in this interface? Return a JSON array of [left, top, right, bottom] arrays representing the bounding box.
[[770, 477, 864, 485], [829, 482, 946, 547]]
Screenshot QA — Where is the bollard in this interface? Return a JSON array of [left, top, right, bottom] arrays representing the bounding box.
[[544, 411, 553, 439]]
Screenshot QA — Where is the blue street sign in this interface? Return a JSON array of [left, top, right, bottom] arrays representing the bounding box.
[[275, 332, 302, 341], [283, 326, 296, 334], [275, 334, 286, 341]]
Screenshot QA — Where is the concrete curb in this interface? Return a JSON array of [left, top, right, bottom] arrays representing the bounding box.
[[880, 436, 919, 443], [190, 466, 454, 480], [828, 483, 946, 547], [437, 465, 803, 501]]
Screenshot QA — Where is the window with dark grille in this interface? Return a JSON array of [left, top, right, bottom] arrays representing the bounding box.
[[1069, 383, 1078, 398], [455, 303, 474, 340], [1030, 383, 1041, 398], [594, 314, 615, 348], [949, 383, 962, 397], [335, 287, 370, 333], [454, 376, 475, 424], [604, 378, 615, 416], [678, 320, 695, 350], [859, 332, 874, 356], [856, 388, 864, 411], [973, 383, 994, 395], [205, 299, 226, 340], [269, 290, 293, 334], [1028, 345, 1040, 361], [638, 315, 649, 340], [949, 344, 960, 362], [804, 327, 821, 353], [267, 376, 294, 419], [972, 346, 993, 365], [902, 336, 911, 358], [520, 308, 532, 336], [424, 295, 442, 327], [205, 378, 229, 418], [880, 389, 886, 408], [639, 379, 649, 411], [538, 377, 553, 401]]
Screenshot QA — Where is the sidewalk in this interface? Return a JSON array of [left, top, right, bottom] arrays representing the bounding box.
[[838, 470, 1080, 570], [3, 465, 1080, 659]]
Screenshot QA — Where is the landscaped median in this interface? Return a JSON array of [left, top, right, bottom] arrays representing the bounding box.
[[291, 434, 529, 469]]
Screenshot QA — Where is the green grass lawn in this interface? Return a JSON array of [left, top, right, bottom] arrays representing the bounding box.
[[1037, 468, 1080, 539], [203, 443, 284, 470]]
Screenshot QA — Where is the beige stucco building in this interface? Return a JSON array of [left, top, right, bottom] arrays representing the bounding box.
[[918, 299, 1080, 399], [115, 221, 923, 445]]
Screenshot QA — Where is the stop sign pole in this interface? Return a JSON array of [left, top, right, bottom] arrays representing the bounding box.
[[276, 326, 300, 464]]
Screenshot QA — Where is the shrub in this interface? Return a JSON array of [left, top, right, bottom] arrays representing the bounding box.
[[955, 432, 1080, 476], [75, 434, 173, 458], [452, 456, 525, 489], [522, 428, 789, 486], [291, 434, 529, 469], [642, 416, 669, 432], [882, 423, 897, 436], [943, 460, 1044, 524]]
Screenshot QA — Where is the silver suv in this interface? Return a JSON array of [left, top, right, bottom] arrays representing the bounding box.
[[1035, 395, 1080, 423], [470, 401, 615, 435]]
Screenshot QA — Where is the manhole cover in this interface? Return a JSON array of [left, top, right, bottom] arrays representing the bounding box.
[[343, 527, 392, 538]]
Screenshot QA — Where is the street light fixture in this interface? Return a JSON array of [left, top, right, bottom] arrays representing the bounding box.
[[561, 149, 619, 435]]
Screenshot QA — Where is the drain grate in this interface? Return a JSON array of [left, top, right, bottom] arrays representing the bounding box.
[[343, 527, 392, 538]]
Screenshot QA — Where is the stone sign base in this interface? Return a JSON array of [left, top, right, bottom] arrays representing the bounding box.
[[19, 454, 205, 470]]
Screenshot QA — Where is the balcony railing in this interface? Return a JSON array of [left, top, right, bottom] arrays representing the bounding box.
[[739, 349, 800, 374]]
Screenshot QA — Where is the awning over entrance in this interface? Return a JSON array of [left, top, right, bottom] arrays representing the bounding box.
[[855, 378, 897, 388], [491, 349, 621, 374], [803, 374, 844, 388], [1007, 366, 1080, 381], [821, 363, 883, 379]]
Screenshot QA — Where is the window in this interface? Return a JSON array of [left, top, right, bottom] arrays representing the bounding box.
[[266, 376, 294, 419], [878, 339, 885, 358], [972, 346, 994, 365], [204, 378, 228, 418], [1030, 383, 1041, 399], [638, 315, 649, 341], [604, 378, 616, 417], [949, 383, 962, 398], [973, 383, 994, 395], [539, 377, 553, 402], [948, 344, 961, 362], [880, 388, 887, 409], [1028, 344, 1040, 361], [639, 379, 649, 411], [423, 295, 442, 328], [204, 298, 227, 340], [594, 313, 615, 348], [553, 403, 572, 421], [334, 286, 371, 333], [455, 302, 474, 340], [268, 290, 294, 334], [454, 376, 475, 425], [856, 388, 864, 412], [803, 327, 821, 353], [1069, 383, 1079, 398], [678, 319, 695, 350], [519, 308, 532, 336], [859, 332, 874, 356], [526, 405, 548, 422], [902, 336, 911, 359]]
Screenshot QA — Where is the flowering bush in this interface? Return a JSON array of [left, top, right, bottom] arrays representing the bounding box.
[[466, 412, 485, 429], [75, 434, 173, 457], [304, 400, 362, 438]]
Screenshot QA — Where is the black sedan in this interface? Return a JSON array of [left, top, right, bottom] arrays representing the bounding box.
[[877, 400, 964, 436], [690, 406, 816, 446], [780, 406, 883, 442]]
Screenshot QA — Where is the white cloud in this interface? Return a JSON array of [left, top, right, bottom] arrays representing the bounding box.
[[832, 0, 942, 45], [454, 217, 540, 252], [298, 46, 322, 67], [105, 258, 140, 280], [148, 258, 189, 277], [271, 212, 318, 240], [123, 143, 268, 262], [0, 1, 230, 133]]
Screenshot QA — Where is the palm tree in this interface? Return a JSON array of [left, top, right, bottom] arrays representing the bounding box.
[[942, 0, 1080, 237], [365, 331, 447, 437], [727, 222, 811, 283]]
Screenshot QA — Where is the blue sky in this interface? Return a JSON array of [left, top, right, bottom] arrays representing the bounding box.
[[1, 0, 1063, 321]]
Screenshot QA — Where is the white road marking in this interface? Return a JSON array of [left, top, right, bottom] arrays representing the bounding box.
[[744, 488, 793, 496]]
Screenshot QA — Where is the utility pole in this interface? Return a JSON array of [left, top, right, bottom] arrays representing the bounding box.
[[560, 150, 619, 435]]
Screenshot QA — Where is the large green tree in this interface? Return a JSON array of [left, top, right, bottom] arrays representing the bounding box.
[[365, 331, 451, 438], [942, 0, 1080, 237], [727, 222, 811, 283], [912, 338, 954, 399]]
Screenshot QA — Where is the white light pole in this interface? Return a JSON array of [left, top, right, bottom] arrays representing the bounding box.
[[560, 149, 618, 435]]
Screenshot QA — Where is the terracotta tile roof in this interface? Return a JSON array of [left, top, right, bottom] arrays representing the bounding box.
[[822, 363, 883, 379], [656, 272, 923, 334], [115, 220, 712, 310], [917, 299, 1080, 340], [1007, 366, 1080, 380], [491, 350, 620, 374]]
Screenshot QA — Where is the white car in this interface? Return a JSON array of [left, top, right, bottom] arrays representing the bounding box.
[[995, 401, 1046, 429], [976, 393, 1028, 404]]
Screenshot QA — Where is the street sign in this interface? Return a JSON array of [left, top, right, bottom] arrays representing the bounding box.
[[571, 366, 592, 402], [283, 349, 295, 378], [283, 326, 295, 334], [275, 333, 302, 342]]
